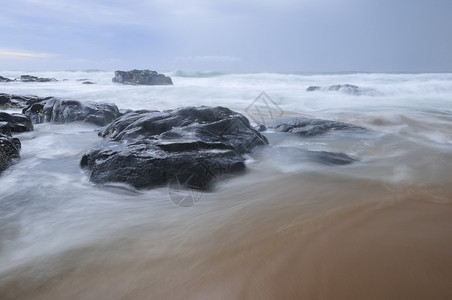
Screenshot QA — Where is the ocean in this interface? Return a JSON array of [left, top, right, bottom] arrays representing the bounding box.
[[1, 70, 452, 299]]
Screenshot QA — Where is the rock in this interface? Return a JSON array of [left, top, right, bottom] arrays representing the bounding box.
[[252, 146, 355, 166], [0, 112, 33, 132], [306, 84, 370, 95], [264, 117, 366, 136], [0, 133, 21, 173], [23, 98, 120, 126], [0, 93, 50, 109], [15, 75, 57, 82], [306, 86, 320, 91], [112, 69, 173, 85], [0, 75, 13, 82], [81, 106, 268, 189], [82, 81, 95, 84]]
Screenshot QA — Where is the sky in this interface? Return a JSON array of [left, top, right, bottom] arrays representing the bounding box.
[[1, 0, 452, 72]]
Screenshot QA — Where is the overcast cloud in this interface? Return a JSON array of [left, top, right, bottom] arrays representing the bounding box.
[[1, 0, 451, 72]]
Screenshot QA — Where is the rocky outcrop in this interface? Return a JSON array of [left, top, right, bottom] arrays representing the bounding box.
[[0, 75, 57, 82], [0, 93, 51, 109], [0, 112, 33, 132], [15, 75, 57, 82], [112, 70, 173, 85], [23, 98, 120, 126], [81, 106, 268, 189], [0, 75, 12, 82], [306, 84, 372, 95], [0, 133, 21, 173], [264, 117, 366, 136]]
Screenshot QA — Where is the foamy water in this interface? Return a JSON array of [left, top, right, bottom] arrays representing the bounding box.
[[1, 71, 452, 299]]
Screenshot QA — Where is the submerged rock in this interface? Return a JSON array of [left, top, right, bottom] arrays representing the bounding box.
[[112, 69, 173, 85], [81, 106, 268, 189], [0, 133, 21, 173], [264, 117, 366, 136], [0, 112, 33, 132], [23, 98, 120, 126], [306, 84, 372, 95], [253, 146, 355, 166]]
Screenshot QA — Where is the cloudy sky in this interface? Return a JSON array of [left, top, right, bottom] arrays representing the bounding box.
[[1, 0, 452, 72]]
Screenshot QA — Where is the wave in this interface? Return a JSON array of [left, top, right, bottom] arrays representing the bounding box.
[[171, 70, 227, 78]]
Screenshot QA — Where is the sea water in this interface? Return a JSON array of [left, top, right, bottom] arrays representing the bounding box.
[[0, 71, 452, 299]]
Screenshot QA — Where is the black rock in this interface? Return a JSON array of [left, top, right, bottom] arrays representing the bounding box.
[[112, 69, 173, 85], [81, 106, 268, 189], [82, 81, 95, 85], [23, 98, 120, 126], [0, 133, 21, 173], [0, 112, 33, 132], [0, 75, 13, 82], [16, 75, 57, 82], [264, 117, 366, 136], [0, 93, 50, 109]]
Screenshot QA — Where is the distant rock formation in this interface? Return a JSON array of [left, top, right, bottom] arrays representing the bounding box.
[[0, 75, 12, 82], [16, 75, 57, 82], [112, 69, 173, 85], [0, 75, 57, 82], [23, 98, 120, 126], [306, 84, 373, 95]]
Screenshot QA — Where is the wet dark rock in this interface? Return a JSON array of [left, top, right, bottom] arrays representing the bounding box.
[[112, 69, 173, 85], [0, 93, 50, 109], [264, 117, 366, 136], [306, 84, 370, 95], [82, 81, 95, 84], [0, 112, 33, 132], [253, 146, 355, 166], [81, 106, 268, 189], [0, 75, 12, 82], [23, 98, 120, 126], [0, 133, 21, 173], [16, 75, 57, 82]]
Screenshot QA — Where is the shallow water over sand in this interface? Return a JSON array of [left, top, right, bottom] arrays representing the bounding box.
[[1, 71, 452, 299]]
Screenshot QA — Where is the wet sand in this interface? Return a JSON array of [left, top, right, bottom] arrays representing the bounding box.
[[2, 176, 451, 300]]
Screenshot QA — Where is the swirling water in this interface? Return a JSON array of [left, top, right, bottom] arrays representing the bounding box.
[[1, 71, 452, 299]]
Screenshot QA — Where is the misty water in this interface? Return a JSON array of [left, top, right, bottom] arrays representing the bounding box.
[[1, 71, 452, 299]]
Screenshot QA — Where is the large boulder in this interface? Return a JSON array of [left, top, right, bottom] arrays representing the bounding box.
[[23, 98, 120, 126], [264, 117, 366, 136], [81, 106, 268, 189], [0, 133, 21, 173], [112, 69, 173, 85], [0, 112, 33, 132]]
